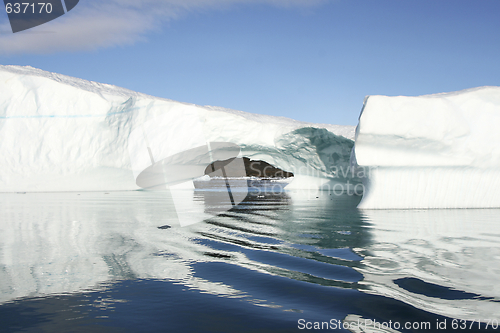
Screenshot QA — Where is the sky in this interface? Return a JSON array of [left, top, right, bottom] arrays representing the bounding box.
[[0, 0, 499, 125]]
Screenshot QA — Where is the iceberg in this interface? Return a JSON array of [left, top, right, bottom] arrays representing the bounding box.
[[0, 65, 355, 193], [353, 87, 500, 209]]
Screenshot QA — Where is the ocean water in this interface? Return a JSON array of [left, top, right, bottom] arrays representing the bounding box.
[[0, 189, 499, 333]]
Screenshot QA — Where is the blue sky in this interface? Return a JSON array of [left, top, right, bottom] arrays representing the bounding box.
[[1, 0, 499, 125]]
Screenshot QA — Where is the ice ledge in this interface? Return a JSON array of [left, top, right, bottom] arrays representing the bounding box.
[[353, 86, 500, 209]]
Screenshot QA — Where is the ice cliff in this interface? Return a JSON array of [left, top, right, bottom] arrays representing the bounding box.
[[0, 65, 355, 192], [353, 87, 500, 208], [5, 65, 497, 209]]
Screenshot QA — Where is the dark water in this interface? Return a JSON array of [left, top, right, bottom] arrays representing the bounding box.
[[0, 190, 499, 332]]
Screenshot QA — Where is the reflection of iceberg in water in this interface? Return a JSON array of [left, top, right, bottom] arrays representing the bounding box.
[[0, 192, 247, 304], [356, 209, 500, 321], [0, 190, 366, 307]]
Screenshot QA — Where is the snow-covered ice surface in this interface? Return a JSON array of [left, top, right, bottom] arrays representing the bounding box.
[[353, 87, 500, 209], [0, 65, 355, 192]]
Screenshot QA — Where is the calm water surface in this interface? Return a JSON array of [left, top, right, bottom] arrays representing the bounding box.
[[0, 190, 499, 332]]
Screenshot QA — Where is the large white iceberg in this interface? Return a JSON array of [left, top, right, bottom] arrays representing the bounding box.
[[353, 87, 500, 209], [0, 65, 355, 193]]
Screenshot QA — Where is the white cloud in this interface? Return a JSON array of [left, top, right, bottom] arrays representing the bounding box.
[[0, 0, 326, 55]]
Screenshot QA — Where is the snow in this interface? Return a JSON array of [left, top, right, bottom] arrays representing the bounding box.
[[0, 65, 355, 193], [353, 87, 500, 208]]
